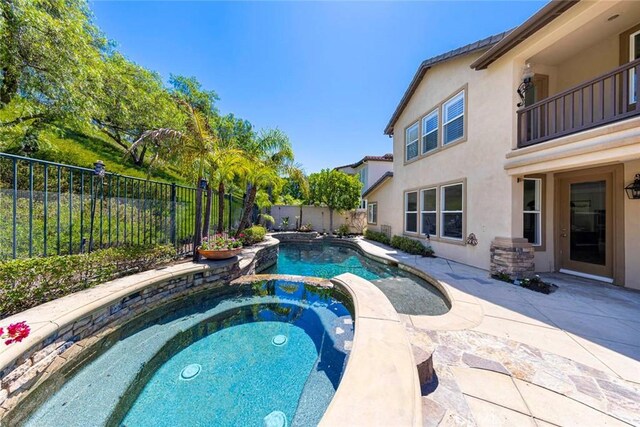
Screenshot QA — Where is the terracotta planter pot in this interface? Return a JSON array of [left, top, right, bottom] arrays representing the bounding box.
[[197, 247, 242, 260]]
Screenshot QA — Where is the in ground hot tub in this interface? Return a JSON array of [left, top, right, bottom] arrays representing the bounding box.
[[21, 279, 353, 427]]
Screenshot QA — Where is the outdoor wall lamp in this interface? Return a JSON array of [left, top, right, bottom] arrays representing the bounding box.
[[625, 174, 640, 199], [517, 63, 535, 108]]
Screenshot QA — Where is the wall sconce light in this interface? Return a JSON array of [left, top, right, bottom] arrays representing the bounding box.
[[625, 174, 640, 199], [517, 63, 535, 108]]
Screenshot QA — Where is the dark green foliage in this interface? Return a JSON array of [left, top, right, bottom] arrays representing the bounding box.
[[364, 229, 390, 245], [390, 235, 434, 257], [336, 224, 350, 237], [240, 225, 266, 246], [0, 245, 176, 317], [492, 272, 513, 283]]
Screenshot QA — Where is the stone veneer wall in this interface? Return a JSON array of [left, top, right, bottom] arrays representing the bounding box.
[[0, 238, 278, 420], [489, 237, 535, 279]]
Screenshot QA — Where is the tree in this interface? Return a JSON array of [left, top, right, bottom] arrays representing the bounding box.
[[308, 169, 362, 234], [208, 145, 247, 234], [0, 0, 105, 142], [210, 114, 252, 233], [235, 128, 295, 234], [92, 53, 183, 165], [236, 161, 282, 235]]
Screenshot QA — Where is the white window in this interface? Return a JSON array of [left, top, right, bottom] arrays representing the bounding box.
[[405, 123, 419, 161], [441, 183, 463, 239], [422, 110, 439, 154], [420, 188, 437, 236], [359, 198, 367, 210], [368, 203, 378, 224], [404, 191, 418, 233], [523, 178, 542, 246], [443, 91, 465, 145]]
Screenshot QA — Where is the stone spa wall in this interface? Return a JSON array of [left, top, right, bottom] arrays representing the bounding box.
[[0, 238, 279, 422]]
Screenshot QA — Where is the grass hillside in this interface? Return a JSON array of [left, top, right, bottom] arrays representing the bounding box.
[[0, 112, 187, 184]]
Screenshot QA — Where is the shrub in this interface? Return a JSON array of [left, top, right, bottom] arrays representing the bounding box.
[[364, 229, 390, 245], [298, 223, 313, 232], [240, 225, 266, 246], [0, 245, 176, 317], [259, 214, 275, 228], [280, 217, 290, 230], [390, 235, 434, 257], [335, 224, 350, 237]]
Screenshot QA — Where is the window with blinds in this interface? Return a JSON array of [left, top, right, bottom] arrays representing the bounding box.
[[422, 110, 438, 154], [405, 123, 419, 161], [443, 91, 465, 145]]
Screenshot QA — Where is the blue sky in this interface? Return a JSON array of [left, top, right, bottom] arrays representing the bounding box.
[[91, 1, 545, 173]]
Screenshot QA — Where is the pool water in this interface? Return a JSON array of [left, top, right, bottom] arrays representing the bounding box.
[[266, 243, 450, 316], [25, 280, 353, 427]]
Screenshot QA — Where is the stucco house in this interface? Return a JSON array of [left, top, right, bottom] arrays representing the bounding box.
[[366, 0, 640, 290], [334, 153, 393, 209]]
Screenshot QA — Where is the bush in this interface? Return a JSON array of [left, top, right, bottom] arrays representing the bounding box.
[[335, 223, 350, 237], [240, 225, 266, 246], [0, 245, 176, 317], [298, 223, 313, 232], [390, 235, 434, 257], [364, 229, 390, 245]]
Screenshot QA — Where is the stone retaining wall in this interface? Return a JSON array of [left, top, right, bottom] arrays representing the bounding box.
[[0, 238, 278, 420]]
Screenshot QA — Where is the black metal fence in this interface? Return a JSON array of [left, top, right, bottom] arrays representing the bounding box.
[[0, 153, 244, 260]]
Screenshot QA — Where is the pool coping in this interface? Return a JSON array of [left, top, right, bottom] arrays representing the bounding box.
[[0, 237, 279, 419], [323, 273, 422, 427], [270, 232, 484, 331], [0, 237, 424, 426], [235, 272, 423, 426]]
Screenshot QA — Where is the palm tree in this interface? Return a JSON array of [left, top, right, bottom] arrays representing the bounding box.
[[235, 128, 294, 234], [236, 160, 281, 235], [208, 146, 247, 234], [129, 99, 215, 183]]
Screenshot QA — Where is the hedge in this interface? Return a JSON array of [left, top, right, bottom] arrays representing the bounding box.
[[364, 229, 390, 245], [390, 235, 434, 257], [0, 245, 176, 317], [240, 225, 266, 246]]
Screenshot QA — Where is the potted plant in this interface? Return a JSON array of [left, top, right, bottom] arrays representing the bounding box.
[[198, 234, 243, 260]]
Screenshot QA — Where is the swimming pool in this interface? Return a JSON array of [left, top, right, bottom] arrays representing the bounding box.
[[266, 242, 450, 316], [24, 280, 353, 427]]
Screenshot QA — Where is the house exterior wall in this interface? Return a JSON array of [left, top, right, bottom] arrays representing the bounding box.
[[388, 53, 519, 269], [624, 159, 640, 289], [363, 179, 397, 235], [363, 161, 393, 190], [554, 34, 619, 94], [379, 0, 640, 288]]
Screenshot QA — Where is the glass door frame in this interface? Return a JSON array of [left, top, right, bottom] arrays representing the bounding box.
[[554, 165, 625, 284]]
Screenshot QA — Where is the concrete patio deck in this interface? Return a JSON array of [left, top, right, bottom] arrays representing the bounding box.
[[355, 238, 640, 426]]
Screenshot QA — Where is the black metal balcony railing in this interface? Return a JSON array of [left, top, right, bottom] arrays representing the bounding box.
[[517, 58, 640, 148]]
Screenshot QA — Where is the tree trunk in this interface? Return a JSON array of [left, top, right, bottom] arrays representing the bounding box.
[[202, 184, 212, 239], [329, 208, 334, 235], [217, 181, 225, 234], [236, 185, 257, 235], [299, 205, 303, 230]]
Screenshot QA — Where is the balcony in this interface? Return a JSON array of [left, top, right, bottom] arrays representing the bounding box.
[[517, 58, 640, 148]]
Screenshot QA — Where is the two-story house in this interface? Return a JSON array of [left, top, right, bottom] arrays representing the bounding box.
[[367, 0, 640, 290], [334, 153, 393, 211]]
